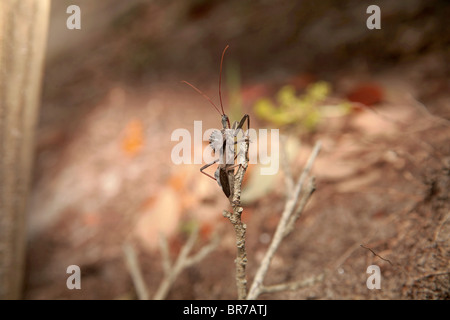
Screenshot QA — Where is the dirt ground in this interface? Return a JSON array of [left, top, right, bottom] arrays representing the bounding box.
[[24, 0, 449, 299]]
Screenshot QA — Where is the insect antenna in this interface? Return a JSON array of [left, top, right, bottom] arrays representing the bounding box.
[[218, 45, 229, 116], [181, 80, 223, 117], [182, 45, 231, 128]]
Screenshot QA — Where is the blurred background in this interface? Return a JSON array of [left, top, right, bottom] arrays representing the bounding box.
[[3, 0, 449, 299]]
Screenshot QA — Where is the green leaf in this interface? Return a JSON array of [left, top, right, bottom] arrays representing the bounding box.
[[254, 98, 276, 120], [305, 81, 330, 103]]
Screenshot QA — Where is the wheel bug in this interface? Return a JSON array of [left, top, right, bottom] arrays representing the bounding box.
[[182, 45, 250, 198]]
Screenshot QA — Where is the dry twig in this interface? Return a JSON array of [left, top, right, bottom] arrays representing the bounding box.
[[259, 273, 325, 295], [280, 135, 294, 194], [123, 243, 150, 300], [360, 244, 393, 266], [154, 226, 219, 300], [123, 226, 219, 300], [247, 141, 322, 300], [223, 134, 250, 300]]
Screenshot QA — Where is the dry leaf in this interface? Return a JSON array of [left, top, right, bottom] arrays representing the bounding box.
[[134, 187, 182, 250], [121, 119, 144, 157], [347, 83, 384, 106]]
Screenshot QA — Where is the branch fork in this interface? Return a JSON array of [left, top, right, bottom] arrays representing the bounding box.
[[246, 140, 322, 300]]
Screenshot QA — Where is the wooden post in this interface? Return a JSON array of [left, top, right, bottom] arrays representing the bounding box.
[[0, 0, 50, 299]]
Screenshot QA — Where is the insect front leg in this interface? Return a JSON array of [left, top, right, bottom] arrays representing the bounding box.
[[232, 114, 250, 165], [200, 159, 220, 182], [233, 114, 250, 138]]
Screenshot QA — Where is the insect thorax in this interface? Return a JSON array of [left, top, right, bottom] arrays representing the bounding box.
[[209, 130, 223, 154], [209, 128, 236, 165]]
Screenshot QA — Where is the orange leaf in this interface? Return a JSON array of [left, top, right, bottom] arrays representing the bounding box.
[[121, 119, 144, 156]]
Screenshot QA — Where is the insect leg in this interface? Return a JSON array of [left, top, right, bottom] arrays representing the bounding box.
[[234, 114, 250, 166], [200, 159, 220, 181], [236, 114, 250, 133]]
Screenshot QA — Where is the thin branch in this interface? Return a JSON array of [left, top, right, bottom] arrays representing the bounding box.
[[153, 226, 219, 300], [280, 135, 294, 196], [178, 225, 200, 262], [291, 141, 322, 204], [159, 233, 172, 275], [247, 141, 321, 300], [294, 177, 316, 217], [185, 234, 220, 267], [123, 243, 150, 300], [284, 177, 316, 237], [330, 231, 376, 271], [153, 228, 197, 300]]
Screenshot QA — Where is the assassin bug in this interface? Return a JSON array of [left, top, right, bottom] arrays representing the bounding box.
[[182, 45, 250, 198]]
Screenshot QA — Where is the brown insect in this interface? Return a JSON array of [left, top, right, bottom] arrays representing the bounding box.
[[182, 45, 250, 198]]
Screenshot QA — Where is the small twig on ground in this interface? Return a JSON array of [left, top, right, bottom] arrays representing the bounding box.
[[123, 243, 150, 300], [330, 231, 376, 271], [360, 244, 393, 266], [247, 141, 321, 300], [259, 273, 325, 295]]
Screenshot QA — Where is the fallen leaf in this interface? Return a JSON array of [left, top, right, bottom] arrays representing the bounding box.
[[346, 83, 384, 106], [121, 119, 144, 157]]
